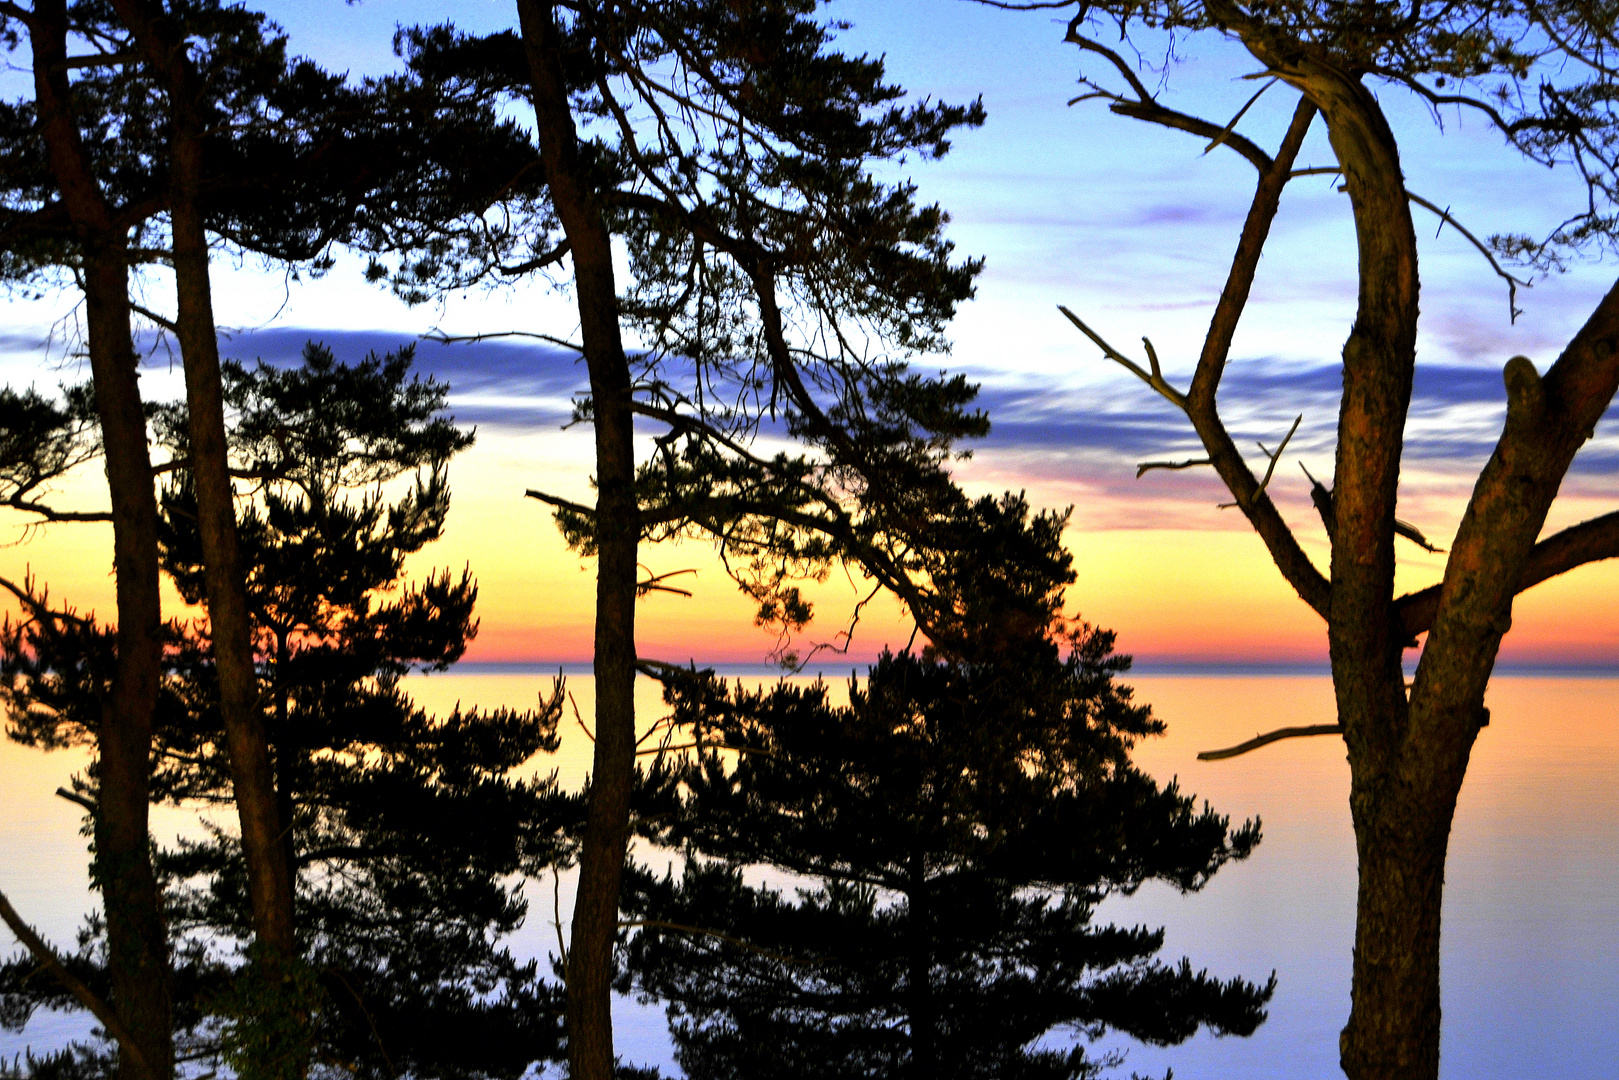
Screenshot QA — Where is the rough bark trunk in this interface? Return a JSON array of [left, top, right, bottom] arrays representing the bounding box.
[[169, 120, 298, 971], [83, 252, 175, 1080], [106, 0, 300, 971], [26, 5, 174, 1075], [1338, 704, 1474, 1080], [1220, 45, 1435, 1080], [515, 3, 640, 1076], [1122, 11, 1619, 1080]]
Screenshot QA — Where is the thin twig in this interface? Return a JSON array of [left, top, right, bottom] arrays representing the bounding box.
[[568, 692, 593, 743], [1405, 191, 1530, 322], [1219, 414, 1302, 508], [422, 327, 585, 354], [1057, 306, 1188, 410], [1204, 78, 1276, 155]]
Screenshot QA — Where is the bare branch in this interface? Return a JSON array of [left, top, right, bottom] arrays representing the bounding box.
[[1058, 306, 1187, 410], [1136, 457, 1211, 478], [1406, 191, 1530, 322], [525, 488, 595, 518], [637, 566, 697, 598], [1183, 96, 1331, 619], [1218, 414, 1301, 508], [0, 887, 153, 1078], [128, 301, 177, 333], [1204, 78, 1277, 156], [1197, 723, 1343, 761], [423, 327, 584, 354], [55, 786, 96, 812], [1062, 30, 1275, 173], [1, 496, 112, 522]]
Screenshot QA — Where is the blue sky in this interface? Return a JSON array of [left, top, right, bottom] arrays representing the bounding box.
[[4, 0, 1619, 663]]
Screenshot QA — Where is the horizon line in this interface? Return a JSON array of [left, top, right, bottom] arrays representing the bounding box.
[[432, 659, 1619, 678]]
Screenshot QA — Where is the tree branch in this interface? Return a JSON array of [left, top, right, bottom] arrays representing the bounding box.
[[55, 786, 96, 812], [1136, 457, 1211, 478], [128, 301, 176, 332], [423, 327, 584, 354], [1062, 30, 1275, 173], [1185, 95, 1331, 618], [525, 488, 595, 517], [1397, 509, 1619, 639], [1218, 414, 1301, 508], [1406, 191, 1529, 322], [497, 239, 571, 276], [1, 495, 113, 522], [1058, 306, 1187, 409], [1197, 723, 1343, 761], [0, 887, 152, 1077]]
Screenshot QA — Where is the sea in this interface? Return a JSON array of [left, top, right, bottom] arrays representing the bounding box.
[[2, 670, 1615, 1079]]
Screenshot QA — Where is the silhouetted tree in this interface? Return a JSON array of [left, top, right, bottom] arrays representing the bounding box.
[[0, 0, 176, 1067], [624, 501, 1270, 1079], [982, 2, 1619, 1077], [1, 344, 574, 1079], [384, 6, 991, 1072]]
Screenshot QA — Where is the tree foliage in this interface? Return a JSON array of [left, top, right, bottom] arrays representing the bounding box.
[[0, 344, 572, 1079], [621, 506, 1270, 1079]]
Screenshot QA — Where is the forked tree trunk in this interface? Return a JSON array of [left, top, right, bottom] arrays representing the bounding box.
[[107, 0, 300, 975], [516, 3, 642, 1076], [27, 4, 174, 1074]]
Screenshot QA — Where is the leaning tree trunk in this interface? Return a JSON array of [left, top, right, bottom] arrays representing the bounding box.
[[107, 0, 300, 977], [27, 5, 174, 1075], [516, 3, 642, 1076]]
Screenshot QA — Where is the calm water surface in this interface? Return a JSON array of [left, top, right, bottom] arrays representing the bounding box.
[[2, 674, 1615, 1078]]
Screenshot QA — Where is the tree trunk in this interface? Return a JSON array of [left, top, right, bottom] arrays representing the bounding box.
[[83, 252, 175, 1080], [906, 868, 934, 1080], [106, 0, 300, 973], [1339, 705, 1475, 1080], [516, 3, 641, 1076], [26, 5, 174, 1075], [170, 134, 298, 971]]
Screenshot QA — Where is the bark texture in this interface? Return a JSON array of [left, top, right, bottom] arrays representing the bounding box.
[[27, 4, 173, 1074], [1193, 16, 1619, 1076], [108, 0, 299, 970], [516, 3, 640, 1076]]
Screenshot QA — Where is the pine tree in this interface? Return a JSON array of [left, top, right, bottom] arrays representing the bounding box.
[[379, 8, 991, 1072], [622, 496, 1272, 1080], [1, 343, 574, 1079]]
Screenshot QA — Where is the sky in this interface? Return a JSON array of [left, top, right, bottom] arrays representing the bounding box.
[[4, 0, 1619, 667]]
